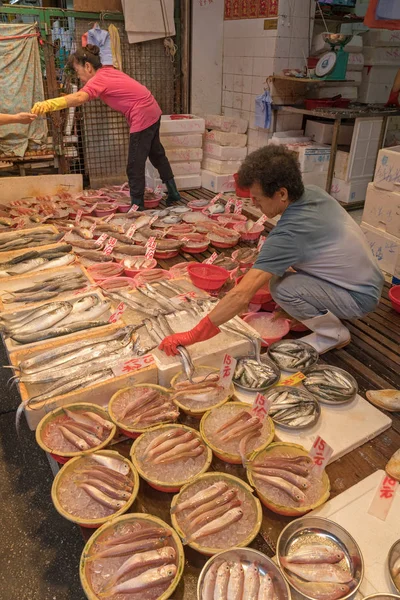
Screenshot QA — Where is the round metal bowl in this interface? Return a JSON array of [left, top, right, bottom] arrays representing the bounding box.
[[363, 596, 400, 600], [388, 539, 400, 594], [233, 353, 281, 393], [322, 32, 353, 47], [302, 365, 358, 405], [197, 547, 291, 600], [276, 516, 364, 600], [265, 385, 321, 430], [268, 340, 319, 373]]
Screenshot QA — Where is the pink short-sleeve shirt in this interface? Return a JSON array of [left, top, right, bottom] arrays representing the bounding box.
[[81, 66, 162, 133]]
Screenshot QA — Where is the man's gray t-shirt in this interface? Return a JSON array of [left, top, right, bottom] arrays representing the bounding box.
[[253, 185, 384, 310]]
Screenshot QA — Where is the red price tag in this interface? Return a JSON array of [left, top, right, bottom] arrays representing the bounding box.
[[210, 193, 222, 205], [255, 214, 268, 227], [368, 474, 399, 521], [154, 185, 163, 195], [257, 235, 266, 252], [108, 301, 125, 323], [252, 392, 272, 421], [128, 204, 139, 213], [112, 353, 155, 377], [125, 223, 137, 239], [95, 233, 108, 246], [149, 215, 159, 226], [309, 436, 333, 474], [234, 200, 243, 214], [103, 236, 117, 255], [203, 252, 218, 265], [219, 354, 237, 389], [89, 222, 97, 237], [145, 236, 157, 259], [75, 209, 83, 224], [15, 218, 26, 230], [225, 197, 235, 213]]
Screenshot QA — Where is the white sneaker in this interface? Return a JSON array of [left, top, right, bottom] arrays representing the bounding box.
[[300, 311, 351, 354]]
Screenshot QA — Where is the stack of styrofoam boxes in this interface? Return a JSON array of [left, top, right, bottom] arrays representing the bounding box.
[[309, 34, 363, 102], [359, 30, 400, 104], [201, 115, 248, 193], [361, 145, 400, 277], [145, 115, 205, 190]]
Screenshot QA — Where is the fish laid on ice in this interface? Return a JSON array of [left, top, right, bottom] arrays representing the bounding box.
[[106, 546, 176, 588], [185, 507, 243, 543], [88, 537, 169, 561], [173, 481, 229, 514], [98, 564, 177, 597], [253, 473, 306, 503], [77, 483, 126, 510]]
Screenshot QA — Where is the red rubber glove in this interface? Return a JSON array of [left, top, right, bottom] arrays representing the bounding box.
[[158, 316, 220, 357], [386, 90, 400, 107]]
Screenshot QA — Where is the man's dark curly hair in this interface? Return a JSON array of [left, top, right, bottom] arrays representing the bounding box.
[[237, 145, 305, 202]]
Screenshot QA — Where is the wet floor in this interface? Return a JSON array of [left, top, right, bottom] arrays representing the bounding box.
[[0, 342, 85, 600]]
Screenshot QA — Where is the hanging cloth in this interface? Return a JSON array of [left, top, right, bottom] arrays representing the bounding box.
[[108, 24, 122, 71], [254, 90, 272, 130], [0, 23, 47, 157], [121, 0, 175, 45], [87, 23, 113, 66]]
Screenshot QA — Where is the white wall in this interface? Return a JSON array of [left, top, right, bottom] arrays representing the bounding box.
[[190, 0, 224, 115]]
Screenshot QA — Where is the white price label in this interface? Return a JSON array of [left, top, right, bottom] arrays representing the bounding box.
[[368, 473, 399, 521], [252, 393, 272, 421], [89, 222, 97, 237], [128, 204, 139, 213], [75, 209, 83, 224], [15, 218, 26, 230], [309, 436, 333, 475], [95, 233, 108, 246], [255, 214, 268, 226], [219, 354, 237, 389], [203, 252, 218, 265], [257, 235, 266, 252], [154, 185, 163, 195], [103, 236, 117, 255], [210, 193, 222, 205], [108, 301, 126, 323], [234, 200, 243, 214], [145, 236, 157, 259], [225, 198, 235, 213], [125, 223, 137, 239], [149, 215, 159, 226]]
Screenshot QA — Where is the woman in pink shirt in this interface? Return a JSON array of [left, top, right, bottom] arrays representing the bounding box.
[[31, 45, 180, 210]]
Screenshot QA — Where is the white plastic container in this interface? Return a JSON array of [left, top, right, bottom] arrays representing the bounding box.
[[362, 182, 400, 238], [361, 222, 400, 275], [201, 169, 236, 193], [205, 130, 247, 148], [287, 143, 331, 173], [202, 157, 242, 175], [160, 133, 203, 148], [204, 114, 248, 134], [305, 120, 354, 145], [330, 177, 370, 204], [203, 142, 247, 161]]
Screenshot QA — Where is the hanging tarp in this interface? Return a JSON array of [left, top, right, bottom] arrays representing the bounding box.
[[0, 23, 47, 157], [364, 0, 400, 30]]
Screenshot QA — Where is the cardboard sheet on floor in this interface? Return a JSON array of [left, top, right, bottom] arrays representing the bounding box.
[[309, 470, 400, 596], [235, 389, 392, 464]]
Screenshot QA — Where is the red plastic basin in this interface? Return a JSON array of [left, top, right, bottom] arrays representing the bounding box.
[[389, 285, 400, 313], [187, 263, 230, 292], [242, 312, 290, 347], [236, 274, 272, 304]]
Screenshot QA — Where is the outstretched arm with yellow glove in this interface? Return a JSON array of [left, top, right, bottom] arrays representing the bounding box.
[[32, 91, 90, 115]]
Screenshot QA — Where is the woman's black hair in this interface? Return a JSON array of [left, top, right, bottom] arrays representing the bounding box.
[[67, 44, 102, 70], [238, 144, 305, 202]]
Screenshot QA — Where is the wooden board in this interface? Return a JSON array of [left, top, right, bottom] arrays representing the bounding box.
[[0, 174, 82, 205]]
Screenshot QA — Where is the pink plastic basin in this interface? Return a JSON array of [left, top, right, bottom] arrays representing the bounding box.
[[242, 312, 290, 347]]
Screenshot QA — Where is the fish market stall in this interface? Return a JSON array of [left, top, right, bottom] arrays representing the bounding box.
[[0, 180, 399, 600]]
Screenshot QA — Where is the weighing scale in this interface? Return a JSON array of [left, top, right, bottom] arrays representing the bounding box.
[[315, 33, 353, 81]]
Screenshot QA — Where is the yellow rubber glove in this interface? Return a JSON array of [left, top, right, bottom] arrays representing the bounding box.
[[31, 97, 68, 115]]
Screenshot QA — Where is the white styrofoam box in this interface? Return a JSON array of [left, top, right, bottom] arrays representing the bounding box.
[[146, 160, 201, 178], [286, 143, 331, 173], [310, 471, 400, 596], [361, 221, 400, 275], [346, 70, 362, 84], [361, 65, 399, 84], [160, 134, 203, 148], [165, 147, 203, 162], [347, 52, 365, 71], [203, 142, 248, 161], [204, 114, 248, 134], [331, 177, 370, 204], [374, 145, 400, 191], [160, 115, 205, 135], [310, 86, 358, 100], [358, 81, 393, 105], [363, 28, 400, 47], [362, 182, 400, 238], [302, 171, 327, 189], [344, 35, 363, 53], [201, 169, 236, 193], [334, 150, 350, 181], [202, 157, 242, 175], [146, 173, 201, 191], [364, 46, 400, 66], [204, 130, 247, 148], [305, 120, 354, 145]]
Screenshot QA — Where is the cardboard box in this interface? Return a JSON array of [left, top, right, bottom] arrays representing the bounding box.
[[165, 147, 203, 162], [202, 157, 242, 175], [160, 134, 203, 148], [201, 169, 236, 193], [305, 120, 354, 146], [362, 183, 400, 238], [361, 222, 400, 275], [204, 114, 248, 134], [203, 142, 247, 161], [160, 115, 205, 135], [373, 146, 400, 192], [205, 130, 247, 148], [287, 143, 331, 174], [146, 160, 201, 177], [330, 177, 370, 204]]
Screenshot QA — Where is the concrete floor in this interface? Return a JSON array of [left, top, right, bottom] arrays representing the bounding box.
[[0, 342, 85, 600]]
